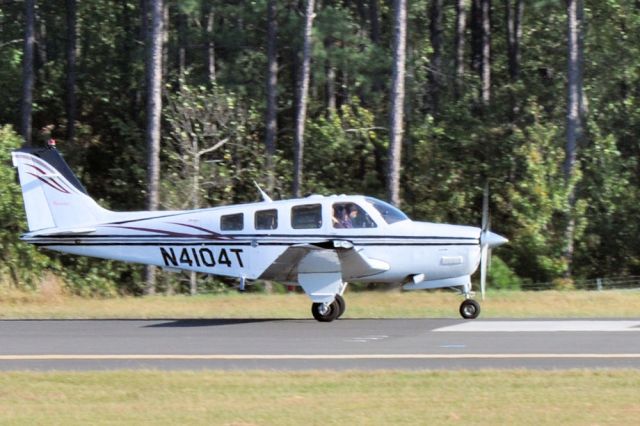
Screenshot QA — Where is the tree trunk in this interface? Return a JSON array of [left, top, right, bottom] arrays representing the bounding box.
[[265, 0, 277, 192], [21, 0, 35, 146], [387, 0, 407, 207], [292, 0, 316, 198], [563, 0, 584, 278], [427, 0, 443, 114], [139, 0, 149, 108], [325, 38, 336, 115], [145, 0, 164, 295], [203, 1, 216, 86], [369, 0, 380, 44], [577, 0, 586, 119], [454, 0, 467, 98], [506, 0, 524, 81], [481, 0, 491, 104], [66, 0, 77, 143], [36, 8, 46, 73], [177, 11, 187, 85], [565, 0, 583, 182], [162, 1, 169, 79], [470, 0, 481, 74]]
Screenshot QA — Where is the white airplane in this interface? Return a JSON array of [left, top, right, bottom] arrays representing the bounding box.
[[12, 144, 507, 322]]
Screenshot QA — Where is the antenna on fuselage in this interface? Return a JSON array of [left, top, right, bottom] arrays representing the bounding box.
[[253, 180, 273, 202]]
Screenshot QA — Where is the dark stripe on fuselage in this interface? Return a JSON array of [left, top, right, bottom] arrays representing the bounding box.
[[24, 233, 479, 241], [32, 241, 477, 248]]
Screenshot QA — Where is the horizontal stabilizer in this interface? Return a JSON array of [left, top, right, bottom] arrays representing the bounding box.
[[27, 227, 96, 237]]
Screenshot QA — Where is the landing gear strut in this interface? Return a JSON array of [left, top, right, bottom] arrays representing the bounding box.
[[459, 299, 481, 319]]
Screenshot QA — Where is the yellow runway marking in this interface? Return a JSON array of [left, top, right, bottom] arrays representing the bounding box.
[[1, 354, 640, 361]]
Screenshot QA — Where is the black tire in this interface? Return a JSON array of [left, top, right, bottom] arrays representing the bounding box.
[[459, 299, 481, 319], [311, 301, 340, 322], [334, 294, 346, 319]]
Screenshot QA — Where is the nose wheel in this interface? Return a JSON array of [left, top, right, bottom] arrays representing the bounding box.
[[459, 299, 481, 319]]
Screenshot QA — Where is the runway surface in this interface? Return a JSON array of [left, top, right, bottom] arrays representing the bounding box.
[[1, 318, 640, 370]]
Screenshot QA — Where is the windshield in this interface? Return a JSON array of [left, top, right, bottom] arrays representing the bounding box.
[[365, 197, 409, 224]]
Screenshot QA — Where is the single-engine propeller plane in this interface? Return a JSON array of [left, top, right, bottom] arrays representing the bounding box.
[[12, 144, 507, 321]]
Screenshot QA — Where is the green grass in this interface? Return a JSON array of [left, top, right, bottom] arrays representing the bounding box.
[[0, 370, 638, 425], [1, 288, 640, 319]]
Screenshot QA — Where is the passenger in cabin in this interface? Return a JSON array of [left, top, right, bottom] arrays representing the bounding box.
[[347, 205, 360, 227]]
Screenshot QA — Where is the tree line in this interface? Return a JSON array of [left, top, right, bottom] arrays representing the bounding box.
[[1, 0, 639, 295]]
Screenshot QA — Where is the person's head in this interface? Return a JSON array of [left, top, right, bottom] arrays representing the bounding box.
[[349, 205, 358, 218]]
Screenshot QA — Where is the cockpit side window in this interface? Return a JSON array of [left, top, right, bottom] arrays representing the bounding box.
[[291, 204, 322, 229], [255, 209, 278, 230], [332, 202, 377, 229], [365, 197, 409, 224], [220, 213, 244, 231]]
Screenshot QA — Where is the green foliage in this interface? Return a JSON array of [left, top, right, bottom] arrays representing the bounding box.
[[0, 126, 51, 289], [501, 104, 571, 283], [488, 256, 522, 290], [305, 101, 385, 197], [55, 256, 136, 297]]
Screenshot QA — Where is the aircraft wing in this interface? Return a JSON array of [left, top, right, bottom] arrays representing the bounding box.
[[259, 241, 389, 283]]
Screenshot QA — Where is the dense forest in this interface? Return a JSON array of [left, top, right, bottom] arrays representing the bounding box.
[[1, 0, 639, 295]]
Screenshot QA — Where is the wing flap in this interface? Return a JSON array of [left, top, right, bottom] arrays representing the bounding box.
[[258, 241, 388, 282], [338, 248, 389, 278]]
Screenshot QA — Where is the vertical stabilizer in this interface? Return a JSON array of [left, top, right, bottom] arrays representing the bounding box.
[[12, 146, 109, 232]]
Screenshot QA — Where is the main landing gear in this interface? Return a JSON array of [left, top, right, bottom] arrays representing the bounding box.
[[459, 298, 481, 319], [311, 294, 346, 322]]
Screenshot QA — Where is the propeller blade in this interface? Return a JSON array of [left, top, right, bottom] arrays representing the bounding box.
[[481, 182, 489, 232], [480, 243, 488, 300]]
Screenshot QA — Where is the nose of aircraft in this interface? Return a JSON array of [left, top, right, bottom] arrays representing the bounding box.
[[481, 230, 509, 248]]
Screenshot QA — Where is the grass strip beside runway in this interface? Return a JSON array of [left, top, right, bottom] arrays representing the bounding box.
[[0, 370, 638, 425], [1, 289, 640, 319]]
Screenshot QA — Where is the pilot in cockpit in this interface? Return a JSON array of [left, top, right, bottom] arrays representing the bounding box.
[[333, 205, 352, 228]]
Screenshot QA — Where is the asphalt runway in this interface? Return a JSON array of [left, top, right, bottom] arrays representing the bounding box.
[[1, 318, 640, 370]]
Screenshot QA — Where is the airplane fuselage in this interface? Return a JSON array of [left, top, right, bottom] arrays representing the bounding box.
[[23, 195, 482, 288]]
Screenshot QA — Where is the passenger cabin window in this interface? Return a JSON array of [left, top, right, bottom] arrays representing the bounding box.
[[332, 202, 377, 229], [291, 204, 322, 229], [255, 209, 278, 230], [220, 213, 243, 231]]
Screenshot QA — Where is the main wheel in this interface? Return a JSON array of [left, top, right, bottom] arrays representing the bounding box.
[[459, 299, 481, 319], [334, 294, 346, 319], [311, 301, 340, 322]]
